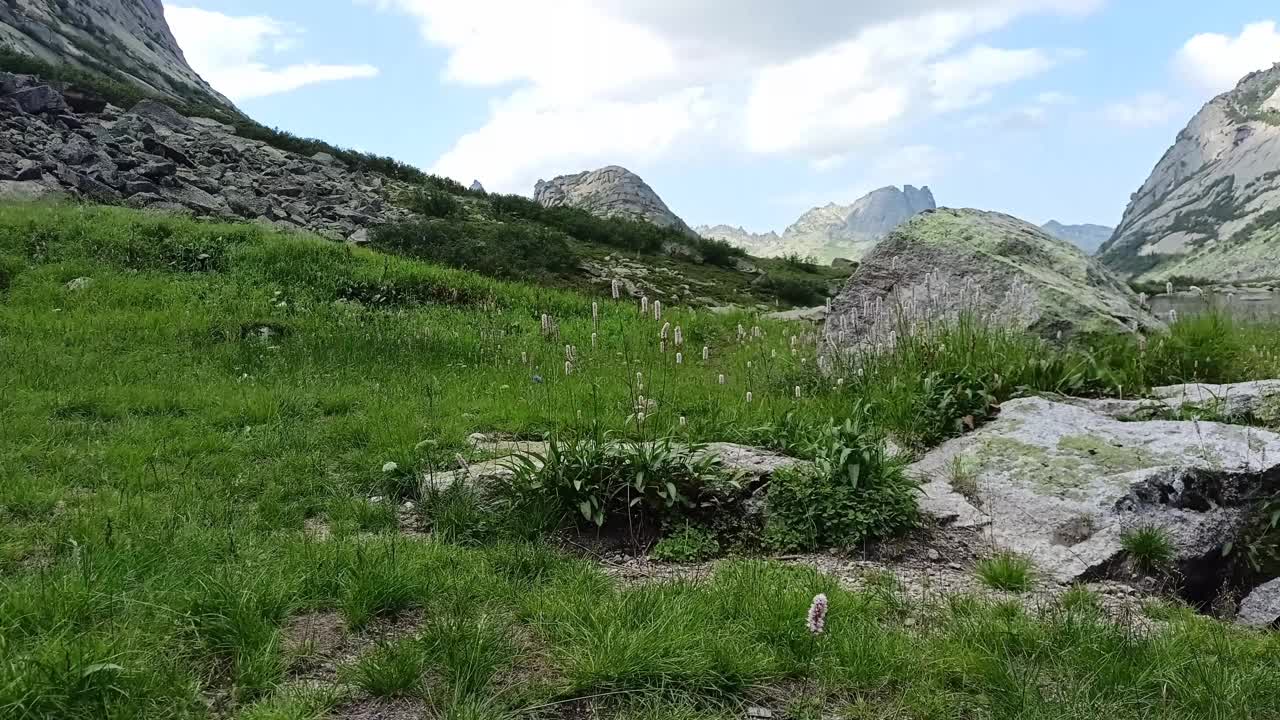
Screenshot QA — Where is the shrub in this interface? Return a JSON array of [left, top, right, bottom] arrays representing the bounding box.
[[975, 552, 1034, 592], [0, 253, 22, 292], [371, 219, 578, 280], [652, 525, 721, 563], [1120, 525, 1175, 573], [763, 415, 917, 552], [342, 639, 426, 697], [763, 275, 826, 306], [404, 188, 462, 219]]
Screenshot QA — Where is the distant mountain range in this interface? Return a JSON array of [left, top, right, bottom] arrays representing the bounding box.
[[1040, 221, 1114, 254], [698, 185, 936, 263]]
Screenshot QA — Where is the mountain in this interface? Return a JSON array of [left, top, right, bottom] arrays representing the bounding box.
[[824, 209, 1157, 352], [1040, 221, 1114, 254], [0, 0, 233, 110], [534, 166, 696, 236], [1100, 63, 1280, 282], [700, 185, 936, 263]]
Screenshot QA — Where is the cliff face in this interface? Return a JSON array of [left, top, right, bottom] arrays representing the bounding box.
[[1100, 64, 1280, 282], [0, 0, 233, 109], [1041, 221, 1113, 254], [534, 166, 695, 235]]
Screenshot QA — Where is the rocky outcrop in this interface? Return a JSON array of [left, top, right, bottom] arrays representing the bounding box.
[[822, 209, 1158, 353], [0, 73, 409, 242], [1100, 64, 1280, 282], [1041, 220, 1113, 254], [469, 180, 485, 193], [912, 396, 1280, 596], [0, 0, 233, 110], [701, 186, 935, 263], [534, 166, 695, 236]]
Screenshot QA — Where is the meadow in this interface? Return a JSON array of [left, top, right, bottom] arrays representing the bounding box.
[[2, 202, 1280, 719]]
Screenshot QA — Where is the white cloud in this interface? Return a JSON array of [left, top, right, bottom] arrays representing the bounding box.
[[362, 0, 1097, 193], [165, 5, 379, 101], [1103, 92, 1182, 128], [965, 89, 1076, 130], [1175, 20, 1280, 95]]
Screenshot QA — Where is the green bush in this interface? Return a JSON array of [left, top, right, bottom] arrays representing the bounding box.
[[403, 189, 462, 219], [0, 253, 22, 292], [763, 275, 826, 306], [371, 219, 578, 281], [652, 525, 721, 563], [763, 415, 917, 552]]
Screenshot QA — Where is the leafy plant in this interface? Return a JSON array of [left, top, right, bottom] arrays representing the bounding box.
[[652, 525, 721, 563], [404, 188, 462, 219], [762, 414, 917, 552]]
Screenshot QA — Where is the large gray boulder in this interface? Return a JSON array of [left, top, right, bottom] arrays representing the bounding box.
[[1100, 63, 1280, 283], [912, 396, 1280, 584], [1237, 577, 1280, 628], [822, 208, 1159, 352], [534, 165, 696, 236]]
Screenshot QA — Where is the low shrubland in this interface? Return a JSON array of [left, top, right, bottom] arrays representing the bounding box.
[[4, 202, 1280, 718]]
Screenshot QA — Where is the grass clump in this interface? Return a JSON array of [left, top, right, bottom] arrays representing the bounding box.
[[976, 552, 1036, 592], [1121, 525, 1176, 574], [343, 639, 427, 697]]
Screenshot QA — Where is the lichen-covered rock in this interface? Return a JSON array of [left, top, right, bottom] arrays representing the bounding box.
[[0, 0, 234, 110], [534, 165, 695, 236], [911, 396, 1280, 582], [822, 208, 1159, 352], [1100, 63, 1280, 283], [1237, 577, 1280, 628]]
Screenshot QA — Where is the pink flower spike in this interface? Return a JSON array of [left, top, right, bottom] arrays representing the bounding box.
[[806, 593, 828, 635]]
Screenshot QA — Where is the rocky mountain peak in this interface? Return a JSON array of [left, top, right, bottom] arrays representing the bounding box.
[[533, 165, 695, 235], [0, 0, 233, 110], [1100, 63, 1280, 282], [1041, 220, 1114, 254]]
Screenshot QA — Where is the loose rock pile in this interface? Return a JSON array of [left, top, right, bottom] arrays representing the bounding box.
[[0, 72, 411, 242]]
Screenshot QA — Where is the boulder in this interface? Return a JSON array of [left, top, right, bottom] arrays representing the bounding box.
[[126, 100, 192, 133], [0, 180, 65, 202], [823, 209, 1159, 353], [1237, 577, 1280, 628], [534, 165, 697, 236], [9, 85, 66, 115], [911, 395, 1280, 582]]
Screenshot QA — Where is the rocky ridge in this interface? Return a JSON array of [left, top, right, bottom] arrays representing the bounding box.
[[700, 185, 935, 264], [1100, 63, 1280, 282], [822, 209, 1158, 354], [1041, 220, 1113, 254], [534, 165, 696, 236], [0, 72, 409, 242], [0, 0, 232, 109]]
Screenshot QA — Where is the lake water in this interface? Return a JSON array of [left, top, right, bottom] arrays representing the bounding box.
[[1149, 291, 1280, 323]]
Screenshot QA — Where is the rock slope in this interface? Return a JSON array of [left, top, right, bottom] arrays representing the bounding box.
[[534, 166, 695, 236], [822, 209, 1157, 352], [1041, 220, 1113, 254], [700, 185, 935, 263], [0, 73, 408, 242], [1100, 63, 1280, 282], [0, 0, 232, 109]]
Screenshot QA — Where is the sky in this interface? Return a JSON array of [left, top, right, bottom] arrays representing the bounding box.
[[162, 1, 1280, 233]]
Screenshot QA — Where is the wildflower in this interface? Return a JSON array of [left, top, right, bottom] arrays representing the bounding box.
[[790, 335, 797, 348], [745, 391, 753, 403], [660, 341, 667, 353], [718, 374, 726, 385], [520, 351, 528, 364], [679, 415, 687, 428], [565, 344, 573, 360], [747, 361, 753, 369], [591, 332, 598, 348], [752, 326, 761, 339], [612, 279, 621, 299], [702, 346, 710, 361], [381, 461, 399, 473], [737, 323, 746, 340], [540, 313, 550, 334], [771, 349, 777, 358], [1166, 281, 1173, 296], [674, 326, 683, 346], [807, 593, 828, 635], [676, 352, 684, 364], [654, 300, 662, 321], [836, 378, 845, 387], [564, 361, 573, 376], [661, 322, 670, 340], [794, 385, 801, 399], [1168, 308, 1178, 323], [641, 296, 649, 315], [592, 301, 599, 329]]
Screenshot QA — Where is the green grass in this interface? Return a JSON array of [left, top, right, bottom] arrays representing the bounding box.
[[1121, 525, 1176, 574], [976, 552, 1036, 592], [3, 201, 1280, 718]]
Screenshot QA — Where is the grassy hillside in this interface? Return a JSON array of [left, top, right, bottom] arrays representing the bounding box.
[[3, 203, 1280, 719]]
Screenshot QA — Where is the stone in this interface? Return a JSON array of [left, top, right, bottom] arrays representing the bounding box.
[[534, 165, 697, 236], [224, 188, 270, 219], [346, 228, 370, 245], [122, 178, 160, 196], [1151, 380, 1280, 423], [1101, 63, 1280, 283], [1236, 577, 1280, 628], [469, 179, 485, 192], [823, 209, 1159, 352], [311, 152, 338, 165], [127, 100, 193, 133], [911, 395, 1280, 582], [13, 160, 41, 182], [142, 137, 194, 167], [0, 179, 64, 202], [138, 160, 177, 179], [59, 86, 109, 114], [8, 85, 67, 115]]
